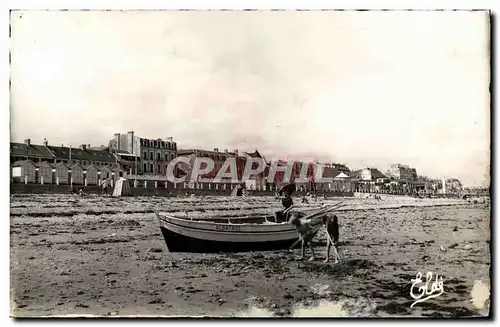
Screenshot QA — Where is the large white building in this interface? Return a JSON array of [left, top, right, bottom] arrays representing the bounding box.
[[108, 131, 177, 175]]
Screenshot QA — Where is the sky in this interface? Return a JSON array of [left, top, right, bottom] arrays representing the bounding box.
[[10, 10, 490, 187]]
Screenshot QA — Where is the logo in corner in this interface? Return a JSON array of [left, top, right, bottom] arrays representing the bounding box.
[[410, 272, 444, 308]]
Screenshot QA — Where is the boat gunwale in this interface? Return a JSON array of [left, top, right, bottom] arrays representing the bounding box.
[[159, 217, 322, 236], [157, 212, 281, 225], [155, 211, 323, 235], [155, 207, 325, 225]]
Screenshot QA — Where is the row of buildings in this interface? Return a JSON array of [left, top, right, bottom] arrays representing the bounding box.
[[349, 166, 462, 195], [10, 131, 464, 194]]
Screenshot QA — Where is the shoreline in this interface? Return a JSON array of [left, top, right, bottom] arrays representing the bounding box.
[[9, 194, 483, 218]]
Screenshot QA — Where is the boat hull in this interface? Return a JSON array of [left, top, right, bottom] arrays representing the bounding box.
[[159, 225, 298, 253], [155, 211, 323, 253]]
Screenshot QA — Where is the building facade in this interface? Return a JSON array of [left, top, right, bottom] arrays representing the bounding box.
[[176, 148, 241, 189], [175, 148, 269, 190], [109, 132, 177, 175], [11, 139, 118, 168], [386, 164, 418, 181], [351, 168, 388, 193], [10, 139, 126, 184]]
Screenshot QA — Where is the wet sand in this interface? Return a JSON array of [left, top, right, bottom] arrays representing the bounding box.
[[10, 195, 491, 317]]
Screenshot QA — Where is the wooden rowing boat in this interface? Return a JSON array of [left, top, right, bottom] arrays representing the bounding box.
[[154, 203, 343, 253]]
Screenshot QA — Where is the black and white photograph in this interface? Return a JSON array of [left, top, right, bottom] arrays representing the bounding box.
[[8, 8, 491, 318]]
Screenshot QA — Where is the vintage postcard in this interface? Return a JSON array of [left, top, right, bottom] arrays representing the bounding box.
[[9, 10, 491, 318]]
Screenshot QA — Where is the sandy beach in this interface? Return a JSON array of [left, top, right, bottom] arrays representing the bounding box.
[[10, 194, 490, 317]]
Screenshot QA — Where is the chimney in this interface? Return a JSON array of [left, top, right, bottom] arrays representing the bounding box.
[[24, 139, 31, 146], [127, 131, 135, 155], [81, 144, 87, 151], [43, 138, 48, 146], [214, 148, 219, 152], [114, 133, 121, 150], [234, 149, 238, 156], [88, 144, 90, 149], [224, 149, 228, 153]]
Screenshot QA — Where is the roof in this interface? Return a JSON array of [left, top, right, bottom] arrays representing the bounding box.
[[335, 172, 350, 179], [368, 168, 386, 179], [35, 161, 52, 167], [90, 146, 109, 151], [113, 149, 131, 154], [46, 146, 116, 163], [177, 149, 221, 155], [13, 160, 35, 167], [247, 150, 263, 158], [10, 143, 54, 159], [50, 162, 69, 169], [111, 164, 125, 171], [115, 151, 140, 158], [82, 164, 98, 170]]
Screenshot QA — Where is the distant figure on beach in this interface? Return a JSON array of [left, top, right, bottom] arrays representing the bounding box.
[[100, 178, 109, 195], [301, 195, 309, 204]]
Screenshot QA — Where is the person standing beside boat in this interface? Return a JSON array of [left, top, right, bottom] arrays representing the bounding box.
[[274, 184, 296, 223]]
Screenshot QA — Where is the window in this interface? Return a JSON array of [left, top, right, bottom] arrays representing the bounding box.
[[150, 151, 153, 160], [157, 164, 161, 174], [150, 163, 153, 173], [157, 152, 161, 161], [143, 151, 147, 160], [165, 153, 168, 161], [143, 163, 147, 172]]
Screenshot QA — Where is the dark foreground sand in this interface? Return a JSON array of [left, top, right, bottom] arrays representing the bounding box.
[[10, 195, 490, 317]]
